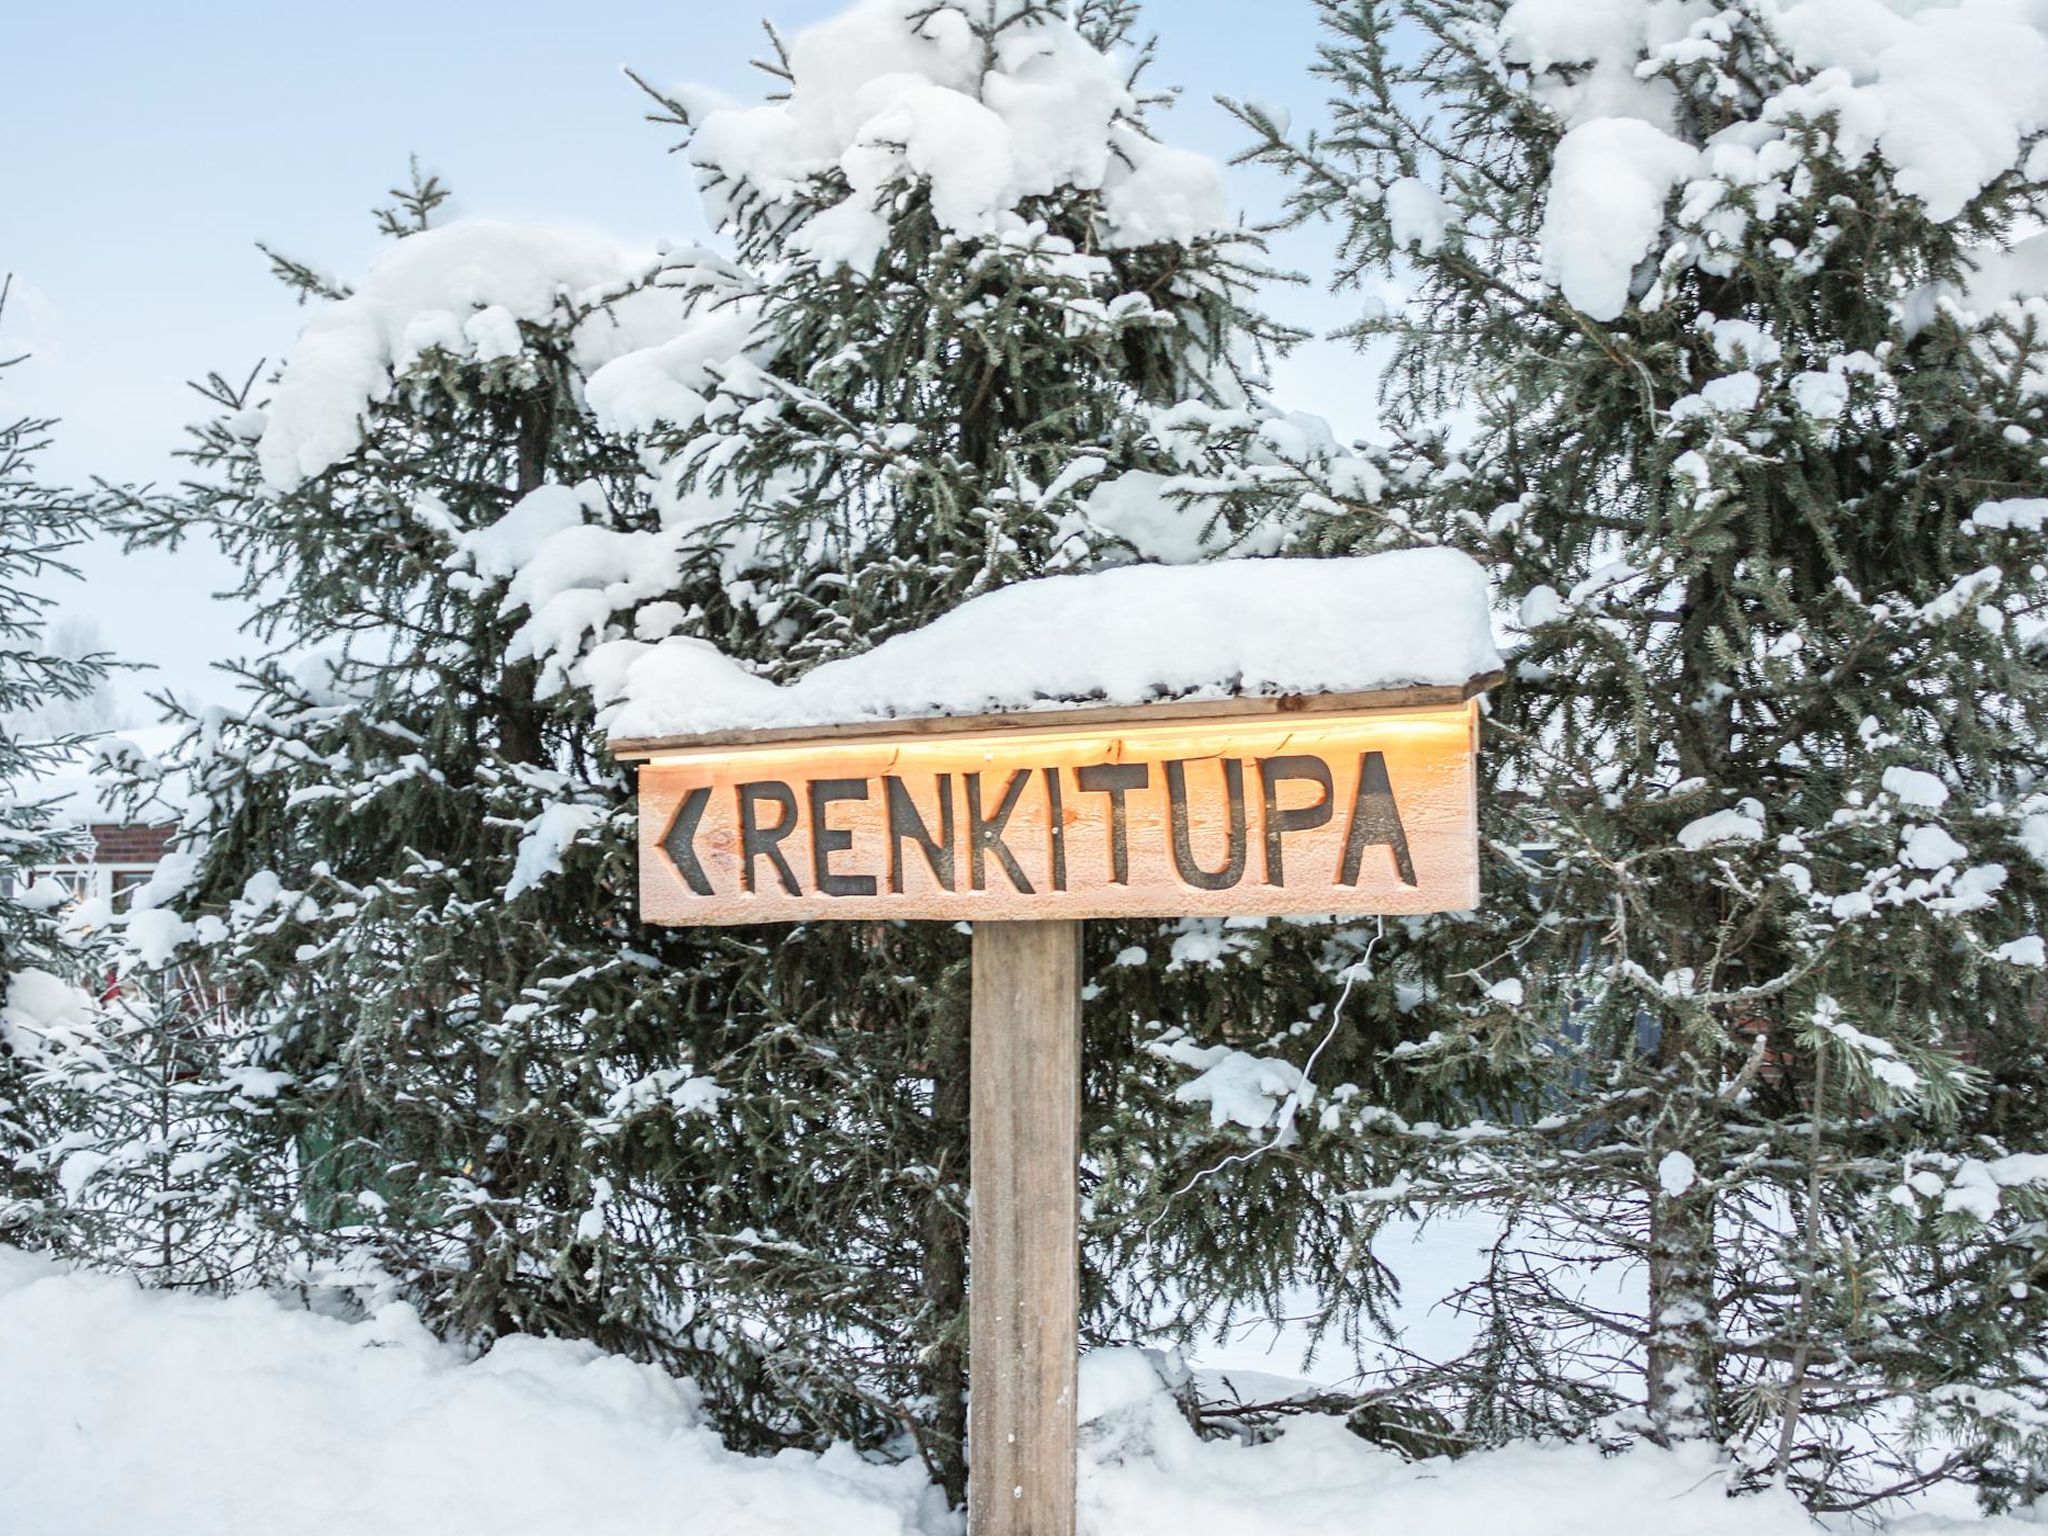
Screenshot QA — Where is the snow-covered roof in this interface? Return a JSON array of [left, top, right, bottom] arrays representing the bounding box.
[[604, 547, 1501, 749], [8, 725, 190, 827]]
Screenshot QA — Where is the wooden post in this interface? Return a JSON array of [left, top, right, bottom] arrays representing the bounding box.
[[969, 919, 1082, 1536]]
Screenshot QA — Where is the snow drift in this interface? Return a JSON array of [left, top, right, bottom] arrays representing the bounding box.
[[1, 1247, 2032, 1536]]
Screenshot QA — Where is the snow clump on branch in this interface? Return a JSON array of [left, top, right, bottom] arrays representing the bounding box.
[[256, 222, 735, 491], [1493, 0, 2048, 320], [684, 0, 1231, 272]]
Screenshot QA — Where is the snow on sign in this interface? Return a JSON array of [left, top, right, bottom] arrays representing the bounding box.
[[608, 550, 1502, 925]]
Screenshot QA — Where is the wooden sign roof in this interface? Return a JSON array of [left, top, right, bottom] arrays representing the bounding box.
[[615, 550, 1502, 926]]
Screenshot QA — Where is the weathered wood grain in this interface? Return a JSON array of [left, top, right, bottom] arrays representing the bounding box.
[[611, 675, 1502, 759], [636, 701, 1482, 925], [969, 919, 1081, 1536]]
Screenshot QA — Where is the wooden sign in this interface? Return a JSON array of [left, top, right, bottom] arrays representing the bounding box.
[[618, 678, 1492, 1536], [628, 691, 1483, 926]]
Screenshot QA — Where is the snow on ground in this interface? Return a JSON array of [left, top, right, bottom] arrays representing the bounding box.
[[1190, 1209, 1537, 1388], [0, 1246, 943, 1536], [599, 547, 1501, 742], [3, 1245, 2035, 1536]]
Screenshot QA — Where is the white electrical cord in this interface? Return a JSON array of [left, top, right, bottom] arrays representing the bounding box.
[[1154, 914, 1386, 1215]]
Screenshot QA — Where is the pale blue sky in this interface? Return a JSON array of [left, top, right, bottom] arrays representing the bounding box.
[[5, 0, 1374, 712]]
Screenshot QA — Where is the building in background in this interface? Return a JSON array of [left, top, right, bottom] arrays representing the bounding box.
[[32, 822, 172, 911], [6, 726, 182, 912]]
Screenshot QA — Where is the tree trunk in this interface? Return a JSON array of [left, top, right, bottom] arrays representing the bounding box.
[[497, 392, 554, 768], [1645, 565, 1731, 1444], [1645, 1032, 1719, 1443], [922, 956, 971, 1506], [1646, 1183, 1718, 1440]]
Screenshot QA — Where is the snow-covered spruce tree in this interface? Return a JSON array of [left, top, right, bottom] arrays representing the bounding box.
[[498, 0, 1471, 1492], [22, 936, 275, 1285], [1218, 0, 2048, 1505], [0, 280, 113, 1247], [104, 176, 758, 1371], [7, 617, 122, 742]]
